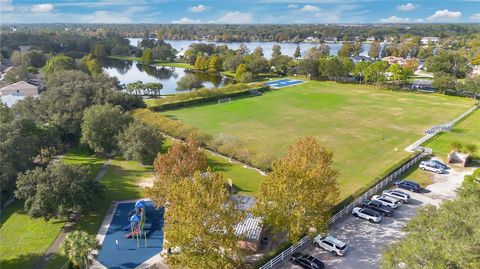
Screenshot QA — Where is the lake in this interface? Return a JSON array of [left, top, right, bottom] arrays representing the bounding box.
[[101, 58, 233, 95], [128, 38, 372, 59]]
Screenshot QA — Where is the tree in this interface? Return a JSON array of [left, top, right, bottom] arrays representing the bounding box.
[[296, 59, 319, 78], [353, 61, 371, 83], [368, 41, 381, 59], [80, 54, 102, 76], [248, 55, 269, 76], [117, 120, 163, 164], [10, 50, 28, 66], [176, 73, 203, 91], [254, 137, 339, 242], [162, 171, 246, 269], [43, 55, 76, 76], [63, 231, 100, 269], [271, 55, 292, 75], [352, 42, 364, 56], [432, 71, 457, 93], [388, 64, 412, 83], [208, 54, 223, 72], [461, 76, 480, 98], [272, 44, 282, 58], [364, 61, 388, 84], [426, 51, 469, 78], [81, 104, 131, 153], [304, 46, 329, 60], [337, 43, 354, 58], [92, 43, 106, 58], [142, 48, 152, 64], [15, 162, 102, 219], [3, 65, 28, 83], [238, 71, 253, 83], [235, 63, 250, 80], [294, 45, 301, 59], [194, 55, 208, 71], [143, 82, 163, 97]]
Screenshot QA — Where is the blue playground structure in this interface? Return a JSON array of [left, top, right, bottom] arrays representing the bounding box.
[[265, 79, 305, 89], [96, 201, 164, 269]]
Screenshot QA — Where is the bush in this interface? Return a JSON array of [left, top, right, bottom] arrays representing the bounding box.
[[450, 141, 463, 151], [464, 144, 478, 154]]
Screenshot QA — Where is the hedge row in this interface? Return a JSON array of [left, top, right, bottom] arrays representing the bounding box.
[[131, 108, 274, 170], [147, 83, 268, 111]]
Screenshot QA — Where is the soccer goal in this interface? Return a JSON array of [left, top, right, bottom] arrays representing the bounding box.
[[218, 97, 232, 104]]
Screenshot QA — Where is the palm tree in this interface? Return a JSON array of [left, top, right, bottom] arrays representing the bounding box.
[[62, 230, 99, 269]]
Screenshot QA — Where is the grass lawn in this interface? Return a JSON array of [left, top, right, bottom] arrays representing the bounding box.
[[423, 109, 480, 158], [107, 55, 193, 69], [0, 149, 105, 269], [163, 80, 474, 200]]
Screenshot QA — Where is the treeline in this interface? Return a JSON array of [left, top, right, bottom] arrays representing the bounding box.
[[381, 168, 480, 269], [6, 24, 480, 43]]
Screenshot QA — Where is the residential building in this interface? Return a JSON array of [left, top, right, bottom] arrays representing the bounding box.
[[366, 36, 376, 42], [351, 55, 373, 64], [0, 81, 39, 96], [1, 92, 37, 107], [382, 56, 406, 66], [421, 37, 440, 45]]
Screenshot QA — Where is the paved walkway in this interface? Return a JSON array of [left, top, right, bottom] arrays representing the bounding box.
[[33, 158, 112, 269]]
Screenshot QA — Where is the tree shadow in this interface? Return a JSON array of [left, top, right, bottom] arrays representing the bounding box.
[[0, 253, 44, 269]]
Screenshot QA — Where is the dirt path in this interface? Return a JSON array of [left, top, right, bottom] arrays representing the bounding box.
[[32, 159, 112, 269]]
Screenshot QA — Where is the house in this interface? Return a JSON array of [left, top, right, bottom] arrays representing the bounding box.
[[411, 80, 434, 92], [1, 92, 37, 107], [0, 81, 39, 96], [382, 56, 406, 66], [304, 36, 320, 43], [421, 37, 439, 45], [323, 37, 338, 43], [366, 36, 376, 42], [351, 55, 373, 64], [469, 65, 480, 77]]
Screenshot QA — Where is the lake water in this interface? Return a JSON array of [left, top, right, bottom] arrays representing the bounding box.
[[101, 58, 233, 95], [128, 38, 372, 58]]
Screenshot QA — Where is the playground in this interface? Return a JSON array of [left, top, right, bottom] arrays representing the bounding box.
[[96, 200, 165, 269]]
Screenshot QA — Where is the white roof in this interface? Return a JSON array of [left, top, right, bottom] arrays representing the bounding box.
[[1, 92, 37, 107], [234, 213, 263, 241]]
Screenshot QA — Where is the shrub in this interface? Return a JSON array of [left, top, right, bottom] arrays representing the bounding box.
[[464, 144, 478, 154], [450, 141, 463, 151]]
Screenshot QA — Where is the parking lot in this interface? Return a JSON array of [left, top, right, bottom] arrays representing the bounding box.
[[277, 165, 476, 269]]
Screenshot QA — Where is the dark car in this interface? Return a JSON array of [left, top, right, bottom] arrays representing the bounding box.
[[290, 252, 325, 269], [360, 199, 394, 217], [394, 180, 420, 192], [431, 159, 449, 170]]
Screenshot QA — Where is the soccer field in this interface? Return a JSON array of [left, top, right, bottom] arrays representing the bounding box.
[[163, 81, 474, 199]]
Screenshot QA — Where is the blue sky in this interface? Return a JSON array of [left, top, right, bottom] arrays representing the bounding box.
[[1, 0, 479, 24]]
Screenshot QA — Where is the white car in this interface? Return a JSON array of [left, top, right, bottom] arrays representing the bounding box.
[[352, 207, 383, 223], [419, 161, 445, 174], [372, 195, 399, 208], [382, 189, 410, 204], [313, 234, 348, 256]]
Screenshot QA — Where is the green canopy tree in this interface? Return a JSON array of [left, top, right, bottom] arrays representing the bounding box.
[[81, 104, 131, 153], [294, 45, 301, 59], [43, 55, 76, 76], [208, 54, 223, 73], [15, 162, 103, 219], [254, 137, 339, 242], [432, 71, 457, 93], [63, 231, 100, 269], [117, 120, 163, 164], [142, 48, 152, 64]]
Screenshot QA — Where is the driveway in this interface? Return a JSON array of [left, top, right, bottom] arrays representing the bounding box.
[[276, 165, 476, 269]]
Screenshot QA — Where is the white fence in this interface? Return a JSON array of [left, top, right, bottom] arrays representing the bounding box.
[[259, 151, 426, 269]]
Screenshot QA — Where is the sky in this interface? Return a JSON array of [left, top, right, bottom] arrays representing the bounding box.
[[1, 0, 480, 24]]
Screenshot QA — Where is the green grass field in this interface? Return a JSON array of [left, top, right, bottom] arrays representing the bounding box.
[[163, 80, 474, 199], [423, 109, 480, 158]]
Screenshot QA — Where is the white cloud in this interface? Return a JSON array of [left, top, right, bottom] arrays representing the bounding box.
[[216, 11, 253, 24], [172, 17, 202, 24], [397, 3, 417, 11], [470, 13, 480, 20], [31, 3, 54, 13], [427, 9, 462, 21], [300, 5, 321, 12], [287, 4, 298, 8], [81, 11, 132, 23], [188, 4, 208, 13], [380, 16, 411, 23]]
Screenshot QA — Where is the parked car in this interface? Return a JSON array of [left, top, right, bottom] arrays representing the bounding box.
[[419, 161, 445, 174], [394, 180, 421, 192], [360, 199, 394, 216], [352, 207, 383, 223], [430, 159, 449, 170], [372, 195, 399, 209], [313, 234, 348, 256], [290, 252, 325, 269], [382, 189, 410, 203]]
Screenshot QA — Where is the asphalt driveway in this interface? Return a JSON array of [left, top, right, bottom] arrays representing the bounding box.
[[276, 165, 476, 269]]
